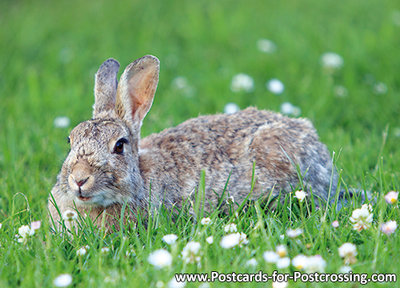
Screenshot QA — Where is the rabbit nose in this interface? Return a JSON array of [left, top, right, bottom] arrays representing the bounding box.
[[75, 177, 89, 187], [68, 160, 93, 190], [69, 174, 91, 190]]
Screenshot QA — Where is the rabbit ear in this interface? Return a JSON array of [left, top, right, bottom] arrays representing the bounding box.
[[115, 55, 159, 129], [93, 59, 120, 118]]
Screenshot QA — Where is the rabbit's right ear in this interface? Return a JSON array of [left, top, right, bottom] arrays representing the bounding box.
[[93, 59, 120, 118], [115, 55, 159, 130]]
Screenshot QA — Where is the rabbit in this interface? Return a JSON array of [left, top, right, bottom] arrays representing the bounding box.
[[48, 55, 341, 231]]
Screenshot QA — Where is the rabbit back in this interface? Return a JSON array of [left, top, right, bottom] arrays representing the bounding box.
[[139, 107, 337, 209]]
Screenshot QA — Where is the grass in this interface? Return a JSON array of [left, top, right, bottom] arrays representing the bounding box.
[[0, 0, 400, 287]]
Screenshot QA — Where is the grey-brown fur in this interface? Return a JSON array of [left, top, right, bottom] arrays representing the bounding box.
[[48, 55, 338, 231]]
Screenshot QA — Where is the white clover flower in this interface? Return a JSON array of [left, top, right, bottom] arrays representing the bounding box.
[[148, 249, 173, 268], [350, 205, 373, 231], [361, 204, 373, 213], [76, 246, 88, 256], [292, 254, 308, 270], [101, 247, 110, 254], [200, 217, 212, 226], [220, 233, 240, 249], [276, 257, 291, 269], [257, 39, 277, 53], [280, 102, 301, 117], [272, 281, 288, 288], [286, 228, 303, 238], [171, 76, 194, 97], [168, 277, 186, 288], [17, 225, 35, 244], [53, 273, 73, 287], [292, 254, 326, 272], [104, 271, 119, 284], [162, 234, 178, 245], [105, 270, 121, 284], [332, 220, 339, 228], [206, 236, 214, 244], [303, 255, 326, 273], [334, 85, 348, 98], [266, 79, 284, 94], [373, 82, 388, 95], [338, 243, 357, 264], [279, 234, 285, 240], [224, 103, 240, 115], [381, 221, 397, 235], [172, 76, 189, 90], [320, 52, 344, 69], [238, 232, 249, 246], [156, 281, 165, 288], [246, 258, 258, 267], [231, 74, 254, 93], [18, 225, 35, 238], [338, 243, 357, 258], [226, 195, 235, 205], [181, 241, 201, 264], [362, 204, 372, 211], [62, 210, 78, 221], [224, 223, 237, 233], [220, 232, 248, 249], [263, 251, 279, 263], [31, 221, 41, 231], [384, 191, 398, 204], [276, 245, 288, 258], [294, 190, 307, 202], [339, 266, 352, 273], [54, 116, 71, 128]]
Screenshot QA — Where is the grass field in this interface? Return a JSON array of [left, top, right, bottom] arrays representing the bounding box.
[[1, 0, 400, 287]]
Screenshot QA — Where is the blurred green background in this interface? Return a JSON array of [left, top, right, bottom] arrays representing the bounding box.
[[1, 1, 400, 287], [0, 0, 399, 215]]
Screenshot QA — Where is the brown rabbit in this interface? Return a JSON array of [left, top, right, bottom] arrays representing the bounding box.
[[48, 55, 340, 231]]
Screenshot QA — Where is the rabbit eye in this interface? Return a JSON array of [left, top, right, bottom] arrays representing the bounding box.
[[114, 138, 128, 154], [67, 137, 71, 144]]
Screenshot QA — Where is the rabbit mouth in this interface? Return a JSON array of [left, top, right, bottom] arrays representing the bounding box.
[[74, 188, 121, 207], [78, 195, 92, 202], [75, 193, 95, 205], [74, 188, 96, 204]]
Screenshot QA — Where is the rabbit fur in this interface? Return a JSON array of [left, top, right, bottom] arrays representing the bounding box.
[[48, 55, 339, 231]]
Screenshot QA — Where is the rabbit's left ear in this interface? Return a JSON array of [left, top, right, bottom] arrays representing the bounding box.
[[93, 59, 120, 118], [115, 55, 159, 130]]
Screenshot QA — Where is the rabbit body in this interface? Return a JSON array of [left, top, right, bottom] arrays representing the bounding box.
[[48, 55, 337, 231], [140, 107, 336, 210]]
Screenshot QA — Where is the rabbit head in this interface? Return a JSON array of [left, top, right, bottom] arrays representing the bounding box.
[[53, 55, 159, 209]]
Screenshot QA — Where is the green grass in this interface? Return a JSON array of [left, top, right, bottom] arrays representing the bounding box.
[[1, 0, 400, 287]]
